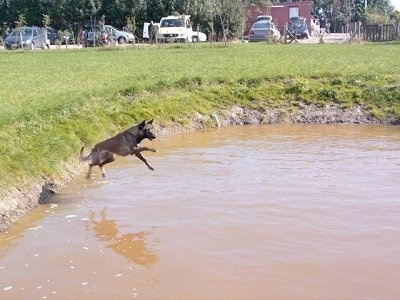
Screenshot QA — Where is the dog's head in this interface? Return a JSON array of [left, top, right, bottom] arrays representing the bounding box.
[[139, 119, 156, 141]]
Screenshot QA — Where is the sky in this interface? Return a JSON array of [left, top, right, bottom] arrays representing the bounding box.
[[391, 0, 400, 10]]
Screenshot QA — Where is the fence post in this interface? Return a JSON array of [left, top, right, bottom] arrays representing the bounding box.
[[284, 22, 287, 44]]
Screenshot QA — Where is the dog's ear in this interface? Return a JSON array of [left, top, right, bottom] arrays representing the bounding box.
[[139, 120, 146, 129], [148, 119, 153, 125]]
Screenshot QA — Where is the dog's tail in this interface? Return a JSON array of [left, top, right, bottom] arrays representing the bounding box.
[[80, 146, 92, 161]]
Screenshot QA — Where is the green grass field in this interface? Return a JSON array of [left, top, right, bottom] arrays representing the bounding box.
[[0, 42, 399, 190]]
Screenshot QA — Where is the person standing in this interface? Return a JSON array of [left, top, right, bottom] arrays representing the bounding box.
[[148, 21, 154, 44]]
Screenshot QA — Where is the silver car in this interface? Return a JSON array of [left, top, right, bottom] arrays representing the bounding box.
[[104, 25, 134, 44], [248, 21, 281, 42], [5, 26, 47, 50]]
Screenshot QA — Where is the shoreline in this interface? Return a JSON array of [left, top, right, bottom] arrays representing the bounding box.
[[0, 104, 397, 232]]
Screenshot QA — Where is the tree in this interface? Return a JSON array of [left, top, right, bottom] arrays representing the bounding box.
[[41, 0, 70, 29], [100, 0, 126, 28], [125, 15, 136, 35], [366, 0, 394, 23], [390, 9, 400, 22], [208, 0, 246, 43], [85, 0, 102, 20], [0, 0, 10, 26], [313, 0, 395, 32], [364, 5, 391, 23], [64, 0, 86, 41], [189, 0, 212, 38]]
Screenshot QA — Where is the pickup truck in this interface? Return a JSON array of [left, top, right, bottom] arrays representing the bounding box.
[[146, 15, 206, 43]]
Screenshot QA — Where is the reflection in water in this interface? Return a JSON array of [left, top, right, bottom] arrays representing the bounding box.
[[88, 208, 158, 266]]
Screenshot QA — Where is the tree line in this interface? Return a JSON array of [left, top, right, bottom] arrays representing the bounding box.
[[312, 0, 399, 32], [0, 0, 397, 42], [0, 0, 250, 42]]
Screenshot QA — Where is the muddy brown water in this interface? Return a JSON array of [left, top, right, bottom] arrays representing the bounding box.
[[1, 125, 399, 300]]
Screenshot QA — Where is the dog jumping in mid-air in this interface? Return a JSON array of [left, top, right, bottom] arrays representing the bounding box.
[[80, 119, 157, 178]]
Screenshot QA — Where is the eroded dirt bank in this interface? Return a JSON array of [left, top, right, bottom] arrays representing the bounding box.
[[0, 104, 397, 231]]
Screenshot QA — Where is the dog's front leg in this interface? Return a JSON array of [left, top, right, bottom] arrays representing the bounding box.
[[134, 152, 154, 171], [129, 146, 158, 155], [137, 146, 158, 153]]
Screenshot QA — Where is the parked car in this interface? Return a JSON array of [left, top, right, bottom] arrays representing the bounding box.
[[46, 27, 61, 45], [83, 28, 109, 46], [256, 15, 272, 22], [4, 26, 47, 50], [58, 30, 75, 45], [289, 18, 310, 39], [191, 31, 207, 42], [104, 25, 134, 44], [82, 20, 109, 46], [248, 20, 281, 42]]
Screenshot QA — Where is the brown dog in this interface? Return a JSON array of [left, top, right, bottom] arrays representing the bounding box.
[[80, 119, 157, 178]]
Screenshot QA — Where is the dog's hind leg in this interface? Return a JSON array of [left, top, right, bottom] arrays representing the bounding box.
[[86, 164, 94, 178], [98, 151, 115, 177], [98, 164, 107, 177]]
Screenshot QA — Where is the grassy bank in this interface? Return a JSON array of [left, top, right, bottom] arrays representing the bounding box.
[[0, 42, 399, 191]]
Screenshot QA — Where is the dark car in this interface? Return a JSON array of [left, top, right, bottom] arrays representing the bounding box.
[[82, 20, 110, 46], [4, 26, 47, 50], [83, 28, 109, 46], [289, 18, 310, 39], [46, 27, 61, 45]]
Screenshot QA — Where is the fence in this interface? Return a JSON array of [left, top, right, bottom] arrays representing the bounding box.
[[363, 24, 398, 41]]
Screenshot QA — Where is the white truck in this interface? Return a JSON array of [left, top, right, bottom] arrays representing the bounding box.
[[156, 15, 206, 43]]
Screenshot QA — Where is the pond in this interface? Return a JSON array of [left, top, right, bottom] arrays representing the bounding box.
[[1, 124, 399, 299]]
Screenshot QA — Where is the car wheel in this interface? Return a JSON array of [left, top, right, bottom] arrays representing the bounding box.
[[118, 37, 127, 44], [192, 36, 198, 43], [54, 38, 61, 45]]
